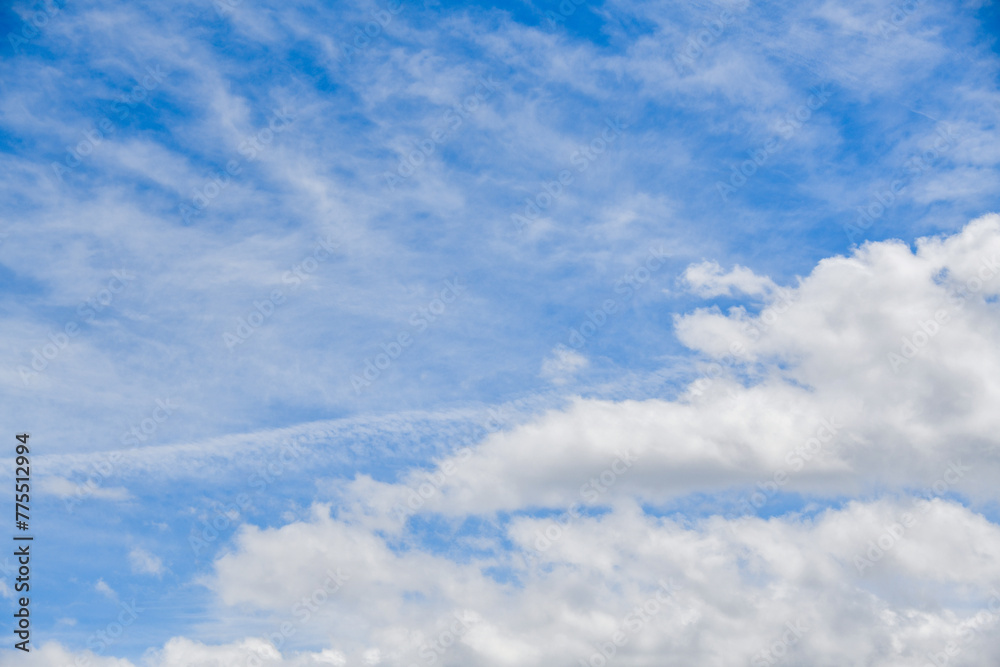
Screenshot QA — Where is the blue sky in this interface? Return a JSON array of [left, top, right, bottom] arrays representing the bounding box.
[[3, 0, 1000, 665]]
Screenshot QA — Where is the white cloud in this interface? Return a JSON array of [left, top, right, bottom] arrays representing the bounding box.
[[38, 476, 132, 502], [313, 649, 346, 665], [680, 260, 779, 297], [129, 547, 165, 576], [104, 496, 999, 667], [540, 346, 589, 384], [1, 642, 136, 666], [14, 214, 1000, 667], [2, 0, 1000, 663], [145, 637, 281, 667], [95, 579, 116, 599], [412, 214, 1000, 513]]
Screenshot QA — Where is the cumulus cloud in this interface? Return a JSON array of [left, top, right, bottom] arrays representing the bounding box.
[[8, 216, 998, 667], [3, 0, 999, 662], [409, 215, 1000, 513], [6, 214, 1000, 667], [680, 260, 779, 297], [28, 215, 982, 667], [2, 642, 136, 666], [23, 496, 994, 667]]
